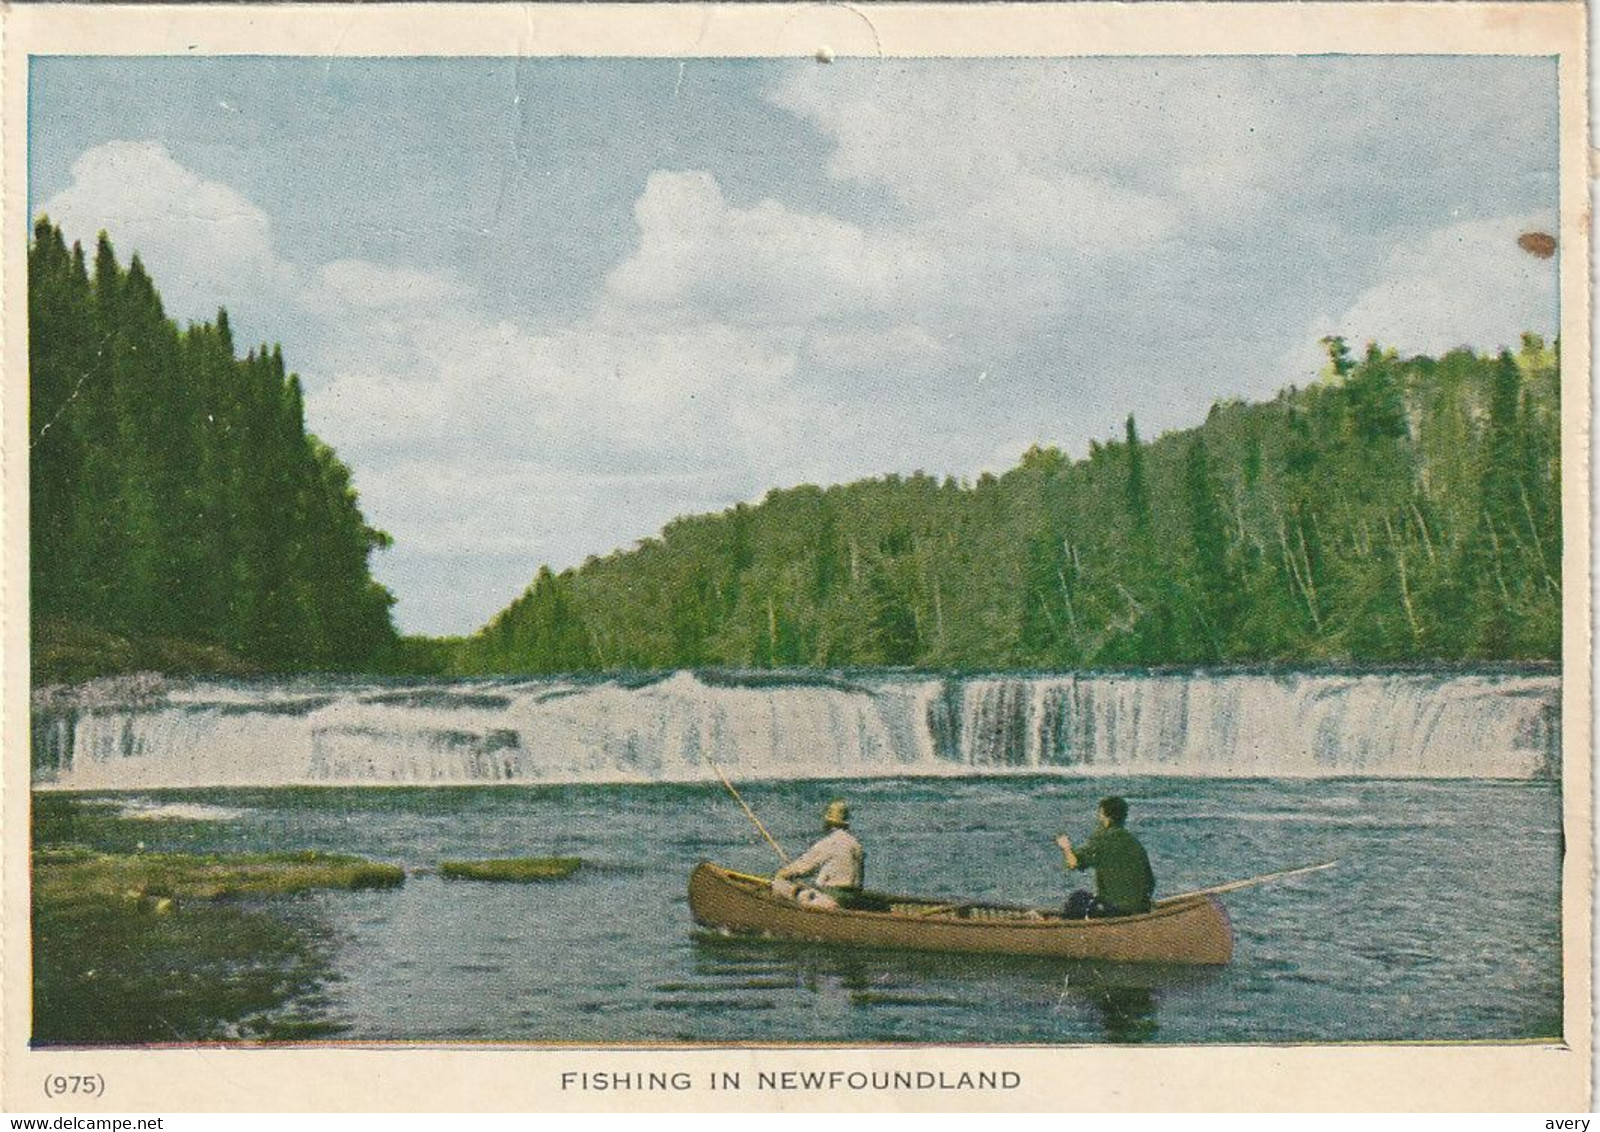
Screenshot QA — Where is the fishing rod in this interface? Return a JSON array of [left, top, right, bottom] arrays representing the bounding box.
[[1165, 860, 1338, 902], [708, 757, 789, 864]]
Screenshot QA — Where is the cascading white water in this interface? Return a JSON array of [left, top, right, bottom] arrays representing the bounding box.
[[960, 671, 1559, 778], [31, 668, 1559, 790]]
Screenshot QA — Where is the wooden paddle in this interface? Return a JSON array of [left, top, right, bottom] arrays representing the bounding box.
[[1163, 860, 1338, 902]]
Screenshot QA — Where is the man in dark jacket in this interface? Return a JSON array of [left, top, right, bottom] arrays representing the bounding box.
[[1056, 795, 1155, 918]]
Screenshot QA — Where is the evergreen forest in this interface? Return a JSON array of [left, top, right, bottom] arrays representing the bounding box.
[[29, 219, 399, 677], [27, 219, 1562, 680], [458, 336, 1561, 673]]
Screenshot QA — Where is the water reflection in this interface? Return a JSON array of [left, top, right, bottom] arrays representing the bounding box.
[[1085, 986, 1159, 1043], [690, 932, 1212, 1043], [32, 891, 345, 1045]]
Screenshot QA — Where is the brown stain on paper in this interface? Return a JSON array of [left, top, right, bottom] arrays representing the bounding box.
[[1518, 231, 1558, 259]]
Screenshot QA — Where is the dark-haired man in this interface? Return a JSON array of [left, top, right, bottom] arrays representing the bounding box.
[[1056, 795, 1155, 919]]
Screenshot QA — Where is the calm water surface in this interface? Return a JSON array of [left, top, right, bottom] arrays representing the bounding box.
[[39, 776, 1563, 1044]]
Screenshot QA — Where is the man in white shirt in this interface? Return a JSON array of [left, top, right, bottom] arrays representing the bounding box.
[[771, 799, 865, 910]]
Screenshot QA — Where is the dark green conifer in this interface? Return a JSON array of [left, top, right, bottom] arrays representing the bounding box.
[[27, 222, 399, 674]]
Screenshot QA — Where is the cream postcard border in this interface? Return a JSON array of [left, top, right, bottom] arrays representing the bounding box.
[[0, 3, 1590, 1112]]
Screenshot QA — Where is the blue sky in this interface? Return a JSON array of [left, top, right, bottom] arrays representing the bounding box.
[[30, 56, 1559, 635]]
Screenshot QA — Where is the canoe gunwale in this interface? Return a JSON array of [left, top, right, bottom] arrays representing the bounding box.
[[696, 861, 1207, 930]]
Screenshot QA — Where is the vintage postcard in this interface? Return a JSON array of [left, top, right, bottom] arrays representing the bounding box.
[[1, 2, 1590, 1113]]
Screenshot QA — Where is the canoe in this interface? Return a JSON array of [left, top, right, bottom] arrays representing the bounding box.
[[688, 862, 1233, 966]]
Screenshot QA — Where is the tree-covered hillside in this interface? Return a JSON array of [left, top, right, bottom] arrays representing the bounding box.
[[29, 219, 399, 676], [459, 336, 1560, 673]]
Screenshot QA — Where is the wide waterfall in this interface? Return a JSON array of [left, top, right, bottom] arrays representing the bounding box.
[[31, 668, 1560, 790]]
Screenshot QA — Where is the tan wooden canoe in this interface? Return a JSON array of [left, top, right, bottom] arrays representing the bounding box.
[[688, 862, 1233, 965]]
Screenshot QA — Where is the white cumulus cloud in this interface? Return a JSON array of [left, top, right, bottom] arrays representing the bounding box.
[[603, 170, 944, 325], [1302, 212, 1559, 370], [40, 140, 298, 323], [770, 65, 1225, 256]]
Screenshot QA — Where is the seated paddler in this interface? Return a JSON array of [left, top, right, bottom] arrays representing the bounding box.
[[1055, 795, 1155, 919], [772, 799, 865, 910]]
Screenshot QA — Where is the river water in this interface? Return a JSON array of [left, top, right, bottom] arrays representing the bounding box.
[[30, 668, 1566, 1045]]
